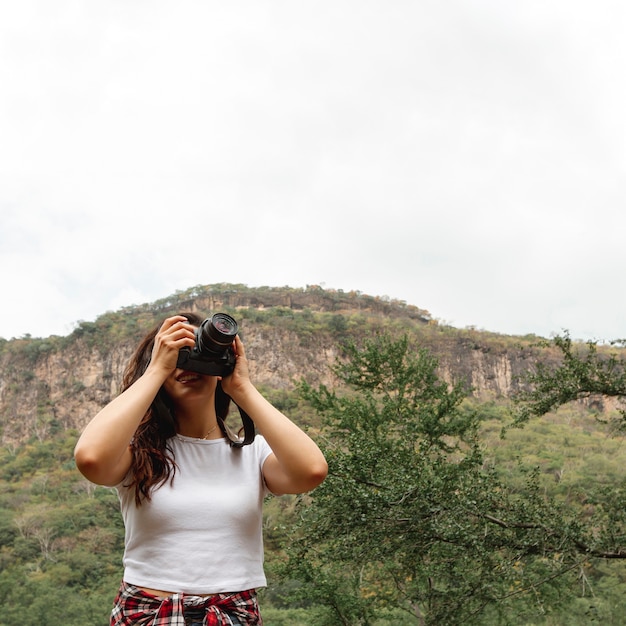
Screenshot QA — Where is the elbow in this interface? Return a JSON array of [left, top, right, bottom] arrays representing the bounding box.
[[74, 443, 124, 487], [74, 444, 101, 483], [303, 458, 329, 492], [264, 452, 328, 496]]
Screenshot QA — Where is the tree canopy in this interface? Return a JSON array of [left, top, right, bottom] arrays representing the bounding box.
[[279, 333, 626, 625], [513, 333, 626, 428]]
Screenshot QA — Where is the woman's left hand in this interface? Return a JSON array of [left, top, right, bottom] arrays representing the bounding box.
[[219, 335, 254, 400]]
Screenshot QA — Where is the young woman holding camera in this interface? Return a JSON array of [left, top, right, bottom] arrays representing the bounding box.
[[74, 313, 328, 625]]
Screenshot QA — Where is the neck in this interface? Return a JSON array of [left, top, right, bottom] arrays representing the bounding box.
[[174, 404, 219, 439]]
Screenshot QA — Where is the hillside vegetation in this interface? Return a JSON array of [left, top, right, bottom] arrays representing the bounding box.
[[0, 284, 625, 625]]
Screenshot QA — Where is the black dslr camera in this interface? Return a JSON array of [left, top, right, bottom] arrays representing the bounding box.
[[176, 313, 238, 376]]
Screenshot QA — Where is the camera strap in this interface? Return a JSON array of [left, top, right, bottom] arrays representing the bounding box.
[[215, 381, 256, 447], [215, 404, 256, 447], [231, 406, 256, 448]]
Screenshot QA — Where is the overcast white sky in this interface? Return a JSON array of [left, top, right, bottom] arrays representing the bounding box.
[[1, 1, 624, 341]]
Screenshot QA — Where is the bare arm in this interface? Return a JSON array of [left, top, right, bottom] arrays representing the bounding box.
[[221, 336, 328, 495], [74, 316, 196, 486]]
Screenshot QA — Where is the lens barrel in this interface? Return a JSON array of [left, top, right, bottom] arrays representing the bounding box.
[[197, 313, 238, 356]]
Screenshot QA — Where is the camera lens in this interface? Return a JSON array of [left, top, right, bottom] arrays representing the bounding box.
[[212, 314, 237, 336], [197, 313, 238, 356]]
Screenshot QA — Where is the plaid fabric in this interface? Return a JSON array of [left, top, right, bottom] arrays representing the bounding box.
[[110, 581, 263, 626]]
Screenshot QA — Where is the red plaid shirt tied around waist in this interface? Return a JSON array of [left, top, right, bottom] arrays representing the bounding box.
[[111, 581, 263, 625]]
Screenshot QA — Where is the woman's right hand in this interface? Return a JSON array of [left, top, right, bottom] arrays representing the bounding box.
[[147, 316, 197, 376]]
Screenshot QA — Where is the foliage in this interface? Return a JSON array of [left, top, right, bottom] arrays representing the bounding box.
[[279, 334, 626, 625], [2, 366, 626, 624], [4, 287, 626, 624], [0, 431, 125, 625], [514, 333, 626, 429]]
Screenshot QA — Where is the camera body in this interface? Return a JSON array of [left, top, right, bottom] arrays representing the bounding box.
[[175, 313, 238, 376]]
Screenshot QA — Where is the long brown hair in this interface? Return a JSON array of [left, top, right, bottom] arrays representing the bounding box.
[[121, 312, 233, 505]]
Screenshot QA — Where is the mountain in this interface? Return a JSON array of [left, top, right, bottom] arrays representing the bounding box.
[[0, 283, 556, 447]]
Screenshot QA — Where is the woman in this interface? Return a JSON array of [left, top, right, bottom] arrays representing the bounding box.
[[74, 313, 328, 625]]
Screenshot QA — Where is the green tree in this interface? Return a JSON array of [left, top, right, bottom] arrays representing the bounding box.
[[280, 334, 622, 625], [513, 333, 626, 428]]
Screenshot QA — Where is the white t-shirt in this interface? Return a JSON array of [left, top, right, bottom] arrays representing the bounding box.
[[116, 434, 274, 595]]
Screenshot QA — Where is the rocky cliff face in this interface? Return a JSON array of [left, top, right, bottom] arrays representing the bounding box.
[[0, 333, 346, 443], [0, 285, 545, 446]]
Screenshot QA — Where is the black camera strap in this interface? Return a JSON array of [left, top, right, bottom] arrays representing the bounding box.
[[231, 405, 256, 448], [215, 399, 256, 448]]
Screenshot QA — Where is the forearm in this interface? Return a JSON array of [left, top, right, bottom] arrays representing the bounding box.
[[232, 384, 328, 493], [74, 367, 166, 485]]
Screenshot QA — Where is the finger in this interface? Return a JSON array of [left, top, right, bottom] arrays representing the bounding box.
[[233, 335, 245, 358], [160, 315, 189, 331], [169, 330, 196, 347], [160, 319, 195, 338]]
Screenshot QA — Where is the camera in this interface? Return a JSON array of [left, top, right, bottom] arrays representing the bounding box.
[[176, 313, 238, 376]]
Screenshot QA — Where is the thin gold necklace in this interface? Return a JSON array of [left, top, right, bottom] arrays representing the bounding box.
[[203, 423, 219, 439]]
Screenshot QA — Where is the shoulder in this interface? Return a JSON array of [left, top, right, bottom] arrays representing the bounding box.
[[252, 435, 273, 461]]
